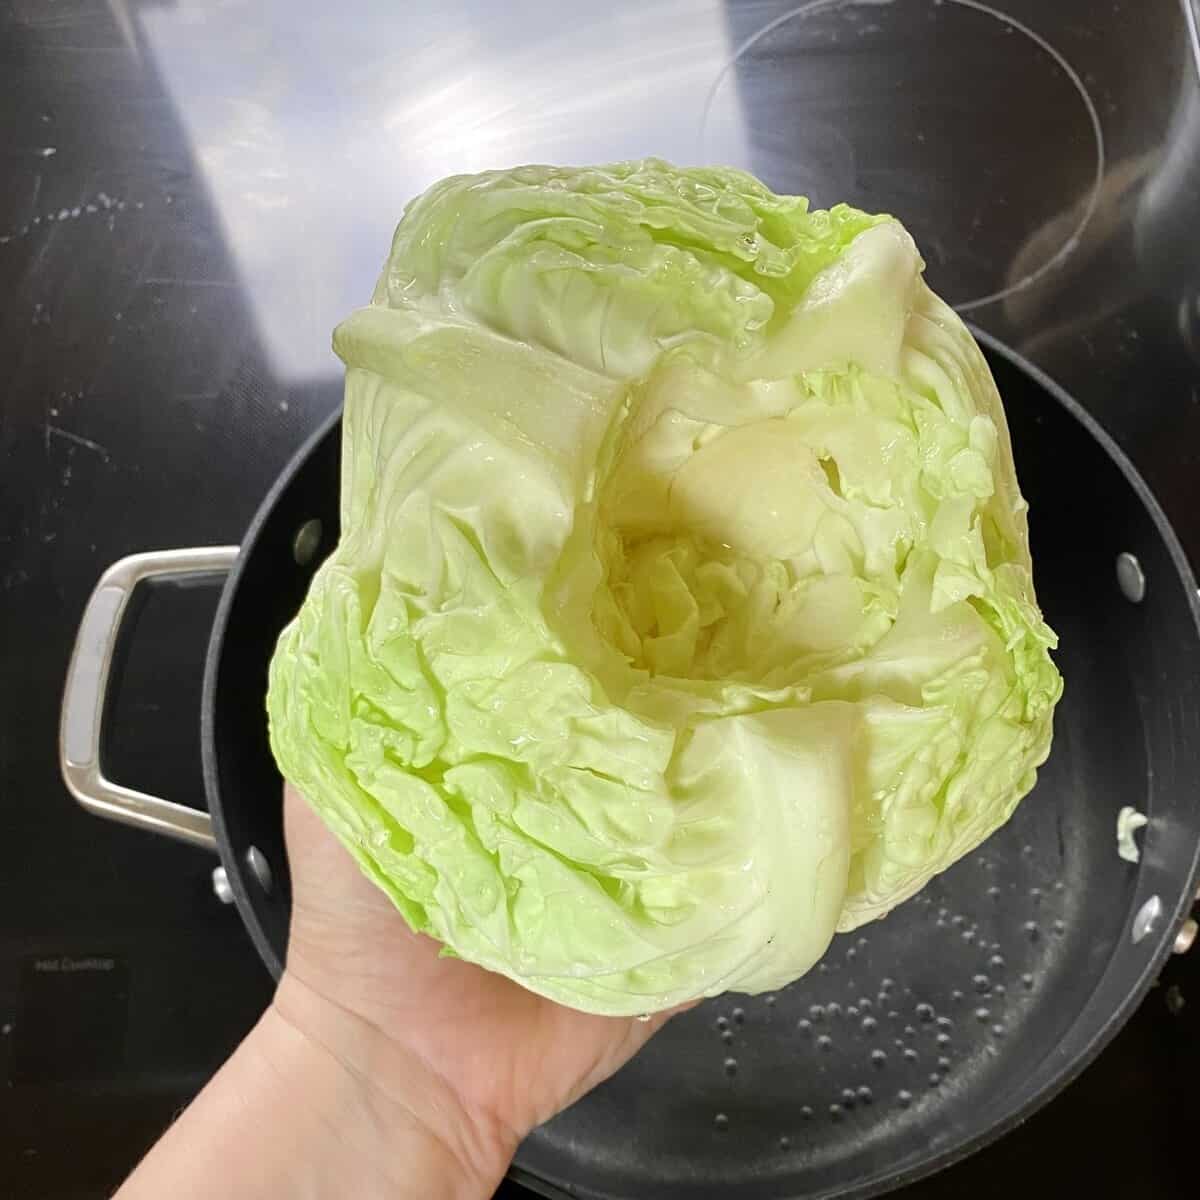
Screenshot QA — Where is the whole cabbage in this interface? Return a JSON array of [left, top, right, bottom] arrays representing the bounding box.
[[267, 160, 1062, 1016]]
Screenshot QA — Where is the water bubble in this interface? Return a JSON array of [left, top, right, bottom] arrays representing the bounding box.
[[951, 990, 964, 1004], [951, 914, 965, 927], [1023, 921, 1040, 941], [716, 1016, 729, 1032], [714, 1113, 729, 1133], [915, 1003, 935, 1023], [903, 1047, 918, 1062], [857, 1085, 874, 1104], [829, 1103, 844, 1121], [722, 1030, 734, 1045], [1029, 887, 1043, 904], [994, 984, 1007, 997], [888, 1010, 901, 1021], [975, 1007, 991, 1022], [893, 1038, 905, 1049], [724, 1057, 738, 1077], [990, 941, 1002, 953], [1021, 973, 1035, 989], [1052, 919, 1066, 937], [1021, 843, 1033, 856], [897, 1089, 914, 1108], [989, 954, 1005, 970], [847, 1005, 860, 1019], [766, 994, 777, 1007], [810, 1005, 825, 1021], [817, 962, 829, 974], [1053, 880, 1065, 893], [846, 947, 858, 961], [862, 1016, 878, 1034], [858, 936, 869, 948], [817, 1035, 833, 1052], [936, 1032, 951, 1047], [881, 977, 896, 993], [973, 974, 992, 994], [800, 1105, 814, 1121], [732, 1007, 746, 1024], [871, 1049, 888, 1068], [962, 929, 977, 943], [779, 1135, 791, 1150], [904, 1025, 917, 1038], [928, 1072, 942, 1087], [987, 885, 1002, 899], [859, 997, 873, 1011], [841, 1087, 858, 1107], [936, 1016, 953, 1030], [827, 1002, 842, 1018], [798, 1018, 813, 1035], [992, 1024, 1006, 1037], [938, 908, 950, 921], [938, 1055, 951, 1070]]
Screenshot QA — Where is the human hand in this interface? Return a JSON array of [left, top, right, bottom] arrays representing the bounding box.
[[273, 783, 681, 1195], [115, 783, 682, 1200]]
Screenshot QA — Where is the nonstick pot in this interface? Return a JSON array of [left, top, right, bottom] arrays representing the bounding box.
[[60, 332, 1200, 1199]]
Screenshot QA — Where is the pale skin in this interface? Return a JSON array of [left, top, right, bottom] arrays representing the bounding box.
[[117, 785, 681, 1200]]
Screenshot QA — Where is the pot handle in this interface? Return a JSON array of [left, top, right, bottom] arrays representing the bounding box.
[[59, 547, 239, 852]]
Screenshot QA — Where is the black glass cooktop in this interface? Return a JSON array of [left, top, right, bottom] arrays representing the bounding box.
[[1, 1, 1197, 1196]]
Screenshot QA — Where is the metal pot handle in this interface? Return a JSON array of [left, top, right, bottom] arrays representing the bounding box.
[[59, 547, 239, 852]]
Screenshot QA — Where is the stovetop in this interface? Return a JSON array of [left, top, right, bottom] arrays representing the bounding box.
[[1, 1, 1198, 1196]]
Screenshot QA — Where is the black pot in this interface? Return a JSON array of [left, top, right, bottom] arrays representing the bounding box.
[[61, 333, 1200, 1200]]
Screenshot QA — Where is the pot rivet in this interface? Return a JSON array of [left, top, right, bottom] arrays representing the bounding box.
[[246, 845, 274, 894], [293, 518, 323, 566], [1115, 552, 1145, 603], [1131, 894, 1162, 944], [1174, 917, 1198, 955], [211, 865, 234, 905]]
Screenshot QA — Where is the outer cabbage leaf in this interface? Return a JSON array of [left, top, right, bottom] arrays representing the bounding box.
[[267, 160, 1062, 1015]]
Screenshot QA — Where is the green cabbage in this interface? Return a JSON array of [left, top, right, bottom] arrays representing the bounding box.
[[267, 160, 1062, 1016]]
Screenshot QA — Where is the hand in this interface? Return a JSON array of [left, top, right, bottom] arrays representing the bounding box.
[[274, 784, 681, 1193], [116, 783, 681, 1200]]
